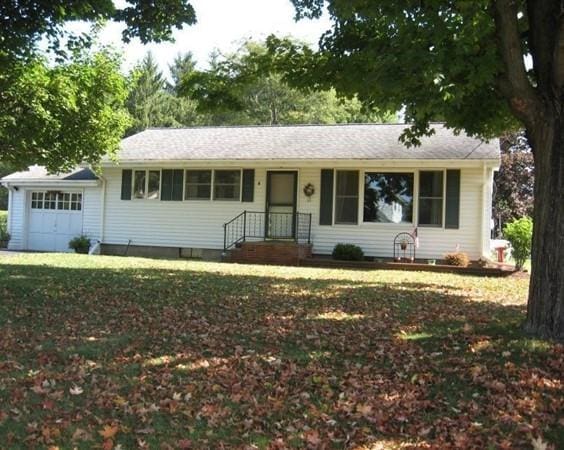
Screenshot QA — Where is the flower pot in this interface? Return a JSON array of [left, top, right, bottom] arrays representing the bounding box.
[[400, 243, 407, 250]]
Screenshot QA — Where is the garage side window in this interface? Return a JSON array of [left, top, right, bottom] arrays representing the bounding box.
[[31, 192, 44, 209]]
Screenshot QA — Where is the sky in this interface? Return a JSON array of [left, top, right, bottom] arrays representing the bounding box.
[[73, 0, 333, 76]]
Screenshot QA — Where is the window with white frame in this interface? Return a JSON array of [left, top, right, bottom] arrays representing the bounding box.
[[31, 192, 44, 209], [418, 170, 444, 226], [70, 193, 82, 210], [30, 192, 82, 210], [44, 192, 57, 210], [364, 172, 414, 223], [133, 170, 160, 199], [213, 170, 241, 201], [335, 170, 359, 224], [185, 170, 212, 200], [57, 193, 71, 210]]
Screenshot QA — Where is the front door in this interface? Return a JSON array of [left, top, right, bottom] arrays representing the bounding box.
[[266, 171, 297, 239]]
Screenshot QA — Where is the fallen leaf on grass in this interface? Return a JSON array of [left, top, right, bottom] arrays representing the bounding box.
[[69, 386, 83, 395], [99, 424, 119, 439]]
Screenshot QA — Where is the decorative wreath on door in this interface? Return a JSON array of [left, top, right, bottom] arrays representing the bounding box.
[[303, 183, 315, 197]]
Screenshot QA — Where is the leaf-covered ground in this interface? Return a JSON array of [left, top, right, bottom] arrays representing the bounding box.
[[0, 253, 562, 449]]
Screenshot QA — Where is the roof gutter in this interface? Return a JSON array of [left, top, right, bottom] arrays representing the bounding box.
[[0, 179, 100, 188], [99, 158, 501, 168]]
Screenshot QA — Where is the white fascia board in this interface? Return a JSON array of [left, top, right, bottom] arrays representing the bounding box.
[[101, 159, 500, 169], [0, 179, 100, 188]]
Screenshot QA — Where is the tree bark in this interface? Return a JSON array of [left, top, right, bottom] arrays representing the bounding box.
[[525, 112, 564, 341]]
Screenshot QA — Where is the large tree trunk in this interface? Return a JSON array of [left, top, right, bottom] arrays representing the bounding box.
[[524, 113, 564, 341]]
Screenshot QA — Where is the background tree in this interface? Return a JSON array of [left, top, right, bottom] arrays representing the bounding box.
[[0, 50, 130, 173], [269, 0, 563, 340], [493, 132, 534, 236], [0, 162, 16, 210], [182, 40, 394, 125], [0, 0, 197, 171], [126, 52, 174, 135], [125, 52, 205, 135], [0, 1, 196, 61]]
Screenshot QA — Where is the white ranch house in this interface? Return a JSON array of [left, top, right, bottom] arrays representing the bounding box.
[[1, 124, 499, 261]]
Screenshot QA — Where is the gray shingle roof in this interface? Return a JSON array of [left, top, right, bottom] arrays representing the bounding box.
[[116, 123, 499, 162]]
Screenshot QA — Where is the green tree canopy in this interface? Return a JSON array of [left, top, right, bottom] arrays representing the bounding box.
[[181, 40, 395, 125], [125, 52, 204, 135], [270, 0, 563, 340], [0, 0, 196, 61], [0, 50, 130, 172], [0, 0, 197, 171]]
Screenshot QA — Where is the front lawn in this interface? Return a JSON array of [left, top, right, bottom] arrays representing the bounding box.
[[0, 254, 561, 449]]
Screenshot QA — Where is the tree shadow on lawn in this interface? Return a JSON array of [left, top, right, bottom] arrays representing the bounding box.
[[0, 262, 561, 449]]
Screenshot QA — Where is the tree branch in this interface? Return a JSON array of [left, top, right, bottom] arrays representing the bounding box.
[[494, 0, 541, 126]]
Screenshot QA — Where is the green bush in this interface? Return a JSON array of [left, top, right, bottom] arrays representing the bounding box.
[[69, 235, 91, 253], [0, 211, 9, 244], [503, 217, 533, 270], [332, 243, 364, 261]]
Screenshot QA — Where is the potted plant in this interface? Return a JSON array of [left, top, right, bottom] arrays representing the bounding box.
[[0, 230, 10, 249], [399, 238, 409, 250], [69, 235, 91, 254]]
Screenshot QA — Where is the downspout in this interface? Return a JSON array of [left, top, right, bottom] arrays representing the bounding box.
[[99, 175, 107, 243], [480, 162, 489, 259], [7, 185, 13, 235]]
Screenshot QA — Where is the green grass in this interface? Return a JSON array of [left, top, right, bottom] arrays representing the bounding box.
[[0, 253, 561, 449]]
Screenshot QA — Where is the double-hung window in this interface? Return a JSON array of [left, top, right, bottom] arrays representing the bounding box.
[[213, 170, 241, 201], [133, 170, 160, 200], [185, 170, 212, 200], [364, 172, 414, 223], [335, 170, 359, 224], [418, 171, 444, 226]]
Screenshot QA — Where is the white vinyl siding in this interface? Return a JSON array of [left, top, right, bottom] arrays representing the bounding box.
[[100, 164, 486, 259], [298, 167, 484, 260], [7, 189, 25, 250], [82, 187, 102, 242], [103, 167, 265, 249]]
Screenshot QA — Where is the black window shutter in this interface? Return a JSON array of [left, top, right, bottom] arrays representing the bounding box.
[[121, 169, 132, 200], [319, 169, 334, 225], [242, 169, 255, 202], [161, 169, 184, 201], [445, 169, 461, 229], [172, 169, 184, 201], [161, 169, 173, 201]]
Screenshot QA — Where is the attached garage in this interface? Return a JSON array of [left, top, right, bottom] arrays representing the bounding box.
[[27, 191, 84, 252], [0, 166, 101, 252]]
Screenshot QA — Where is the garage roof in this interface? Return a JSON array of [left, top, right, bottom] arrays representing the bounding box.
[[1, 166, 98, 184]]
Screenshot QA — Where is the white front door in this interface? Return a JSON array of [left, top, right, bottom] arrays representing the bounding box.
[[27, 191, 84, 252]]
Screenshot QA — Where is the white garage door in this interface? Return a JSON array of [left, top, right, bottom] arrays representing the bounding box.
[[27, 191, 83, 252]]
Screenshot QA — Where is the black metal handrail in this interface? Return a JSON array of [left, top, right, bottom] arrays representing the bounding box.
[[223, 210, 312, 251]]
